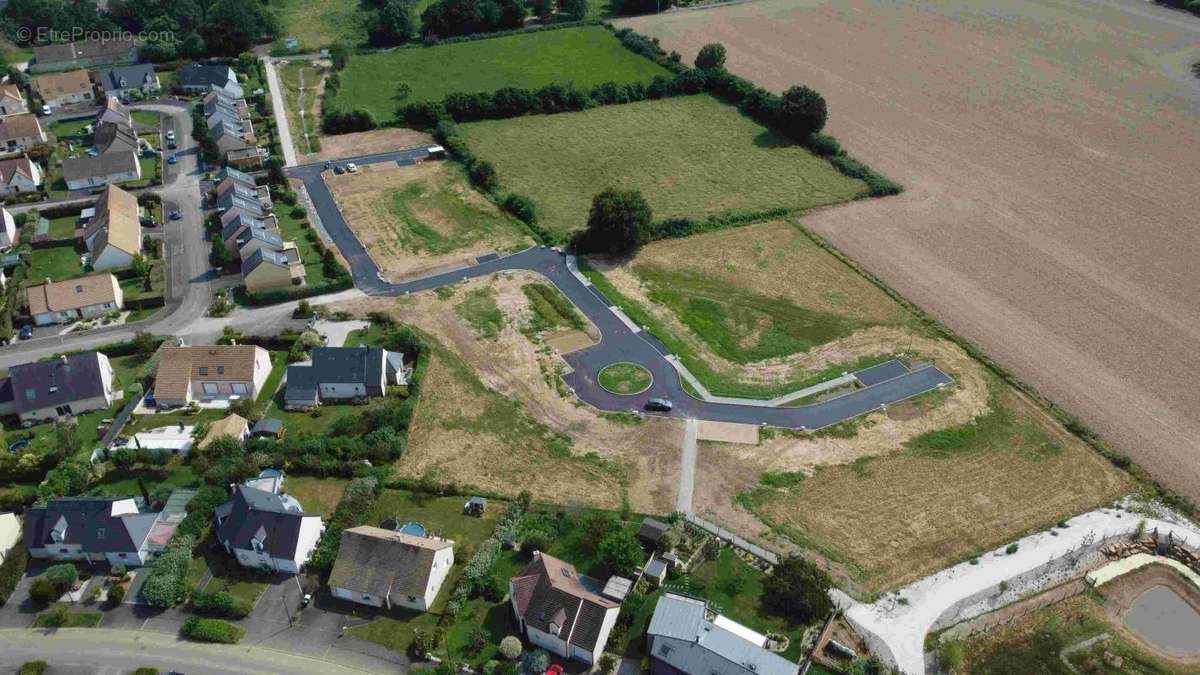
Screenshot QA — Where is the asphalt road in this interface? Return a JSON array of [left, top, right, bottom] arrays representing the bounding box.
[[287, 150, 954, 430]]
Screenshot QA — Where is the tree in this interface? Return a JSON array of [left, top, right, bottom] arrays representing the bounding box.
[[560, 0, 588, 18], [130, 254, 150, 277], [28, 578, 58, 604], [111, 448, 137, 471], [525, 649, 550, 675], [133, 330, 158, 356], [775, 85, 827, 140], [762, 555, 833, 624], [370, 0, 417, 46], [597, 530, 642, 576], [499, 635, 523, 660], [579, 188, 652, 256], [468, 160, 499, 192], [329, 42, 351, 71], [210, 235, 232, 268], [695, 43, 726, 70], [45, 564, 78, 588]]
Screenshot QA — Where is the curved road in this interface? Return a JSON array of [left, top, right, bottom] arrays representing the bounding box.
[[288, 151, 953, 429]]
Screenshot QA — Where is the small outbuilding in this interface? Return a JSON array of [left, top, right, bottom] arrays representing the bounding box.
[[251, 417, 285, 439], [463, 496, 487, 517], [601, 575, 633, 603], [644, 558, 668, 588], [638, 517, 670, 548]]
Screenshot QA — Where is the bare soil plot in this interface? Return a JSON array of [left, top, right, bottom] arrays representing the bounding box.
[[622, 0, 1200, 502], [312, 127, 434, 163], [326, 162, 533, 281], [332, 272, 682, 514]]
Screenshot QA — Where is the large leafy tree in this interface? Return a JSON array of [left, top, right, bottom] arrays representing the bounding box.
[[694, 43, 726, 70], [420, 0, 524, 38], [369, 0, 417, 46], [579, 188, 652, 256], [597, 529, 643, 577], [762, 555, 833, 624], [775, 85, 828, 140]]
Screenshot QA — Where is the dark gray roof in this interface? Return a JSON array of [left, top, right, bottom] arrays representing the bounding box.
[[284, 348, 385, 402], [510, 552, 619, 653], [97, 64, 157, 93], [220, 212, 264, 243], [9, 352, 107, 416], [648, 594, 799, 675], [639, 518, 670, 542], [214, 485, 317, 560], [241, 247, 290, 275], [216, 189, 262, 215], [237, 225, 283, 251], [217, 166, 255, 186], [62, 150, 139, 184], [179, 64, 236, 89], [23, 496, 151, 554], [251, 418, 284, 435], [94, 121, 138, 155]]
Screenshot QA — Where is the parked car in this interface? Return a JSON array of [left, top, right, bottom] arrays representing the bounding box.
[[165, 130, 175, 141], [40, 104, 51, 116], [169, 210, 182, 221], [168, 141, 177, 150], [18, 324, 33, 340], [324, 161, 331, 170], [645, 397, 673, 412], [346, 162, 358, 173], [167, 154, 177, 164], [333, 164, 345, 175], [144, 389, 157, 408]]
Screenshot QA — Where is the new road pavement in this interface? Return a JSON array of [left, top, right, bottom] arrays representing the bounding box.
[[288, 150, 953, 430]]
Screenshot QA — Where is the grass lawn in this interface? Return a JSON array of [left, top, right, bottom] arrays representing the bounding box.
[[126, 155, 160, 188], [132, 110, 160, 128], [257, 352, 288, 405], [366, 490, 500, 557], [954, 593, 1192, 674], [283, 476, 348, 515], [123, 409, 225, 436], [156, 70, 177, 91], [275, 208, 342, 289], [328, 26, 671, 117], [49, 118, 92, 141], [454, 286, 504, 339], [279, 61, 323, 156], [27, 244, 84, 282], [598, 362, 652, 395], [45, 214, 80, 239], [88, 464, 199, 498], [126, 307, 160, 322], [522, 282, 585, 332], [460, 95, 868, 239]]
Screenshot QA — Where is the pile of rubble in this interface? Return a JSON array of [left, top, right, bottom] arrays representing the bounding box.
[[1102, 531, 1200, 572]]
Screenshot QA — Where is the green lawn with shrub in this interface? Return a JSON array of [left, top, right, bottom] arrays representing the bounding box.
[[327, 26, 670, 117], [460, 95, 868, 238], [26, 245, 84, 282]]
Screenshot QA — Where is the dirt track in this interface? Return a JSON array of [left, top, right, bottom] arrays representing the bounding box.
[[622, 0, 1200, 499]]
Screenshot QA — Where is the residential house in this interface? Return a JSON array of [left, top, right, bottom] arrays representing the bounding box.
[[216, 165, 256, 187], [241, 247, 305, 294], [80, 184, 141, 268], [198, 413, 250, 450], [0, 512, 19, 563], [26, 272, 123, 326], [283, 347, 407, 410], [178, 64, 243, 98], [96, 64, 160, 99], [62, 149, 141, 192], [509, 551, 621, 665], [23, 495, 180, 567], [0, 207, 14, 248], [93, 120, 139, 155], [94, 96, 133, 127], [0, 85, 28, 115], [32, 69, 95, 108], [647, 594, 800, 675], [226, 146, 266, 170], [31, 38, 141, 74], [0, 156, 44, 197], [237, 225, 286, 261], [214, 485, 323, 573], [203, 90, 249, 120], [0, 351, 116, 425], [0, 114, 46, 154], [220, 210, 271, 254], [152, 344, 272, 408], [211, 120, 253, 157], [329, 526, 455, 611], [216, 181, 265, 215]]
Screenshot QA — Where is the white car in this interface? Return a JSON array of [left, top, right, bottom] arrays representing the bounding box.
[[165, 130, 176, 141], [40, 104, 51, 116], [346, 162, 358, 173]]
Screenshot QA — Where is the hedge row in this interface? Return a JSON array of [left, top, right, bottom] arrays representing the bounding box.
[[181, 616, 245, 644], [240, 277, 355, 306], [0, 545, 28, 606], [309, 476, 382, 576], [141, 535, 194, 607], [191, 590, 253, 619]]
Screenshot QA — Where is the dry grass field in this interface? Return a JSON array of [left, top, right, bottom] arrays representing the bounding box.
[[327, 162, 533, 281], [622, 0, 1200, 505], [333, 273, 681, 514]]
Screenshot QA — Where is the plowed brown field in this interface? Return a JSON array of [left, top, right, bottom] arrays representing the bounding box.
[[622, 0, 1200, 499]]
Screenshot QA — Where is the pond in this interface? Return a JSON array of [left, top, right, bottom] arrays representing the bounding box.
[[1124, 585, 1200, 656]]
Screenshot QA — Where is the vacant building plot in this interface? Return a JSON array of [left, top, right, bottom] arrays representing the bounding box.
[[332, 273, 682, 514], [622, 0, 1200, 505], [583, 220, 920, 398], [279, 61, 325, 157], [326, 25, 672, 118], [461, 95, 867, 238], [326, 162, 533, 281]]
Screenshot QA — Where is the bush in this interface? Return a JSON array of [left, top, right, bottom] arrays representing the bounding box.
[[19, 662, 46, 675], [805, 132, 841, 157], [411, 628, 438, 657], [502, 193, 537, 224], [142, 535, 195, 607], [29, 578, 59, 604], [181, 615, 245, 643], [499, 635, 523, 660], [1005, 543, 1019, 555], [108, 583, 126, 605], [45, 563, 78, 588], [192, 590, 253, 619], [0, 544, 28, 606], [525, 649, 551, 675], [468, 160, 500, 192], [762, 555, 833, 624]]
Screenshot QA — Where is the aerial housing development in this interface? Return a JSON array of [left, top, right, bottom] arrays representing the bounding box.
[[0, 1, 1194, 674]]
